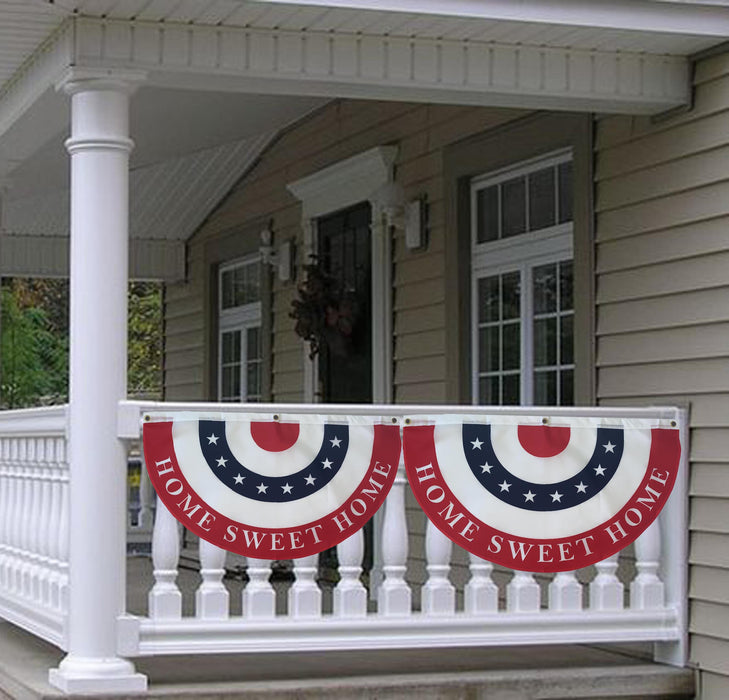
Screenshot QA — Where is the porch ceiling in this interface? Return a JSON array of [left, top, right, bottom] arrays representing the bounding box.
[[0, 0, 727, 280]]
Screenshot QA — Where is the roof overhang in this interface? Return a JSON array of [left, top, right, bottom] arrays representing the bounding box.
[[0, 1, 727, 280]]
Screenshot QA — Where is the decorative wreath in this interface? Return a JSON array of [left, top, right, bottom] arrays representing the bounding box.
[[290, 260, 360, 359]]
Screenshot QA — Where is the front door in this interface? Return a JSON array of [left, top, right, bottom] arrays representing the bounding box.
[[317, 201, 372, 404]]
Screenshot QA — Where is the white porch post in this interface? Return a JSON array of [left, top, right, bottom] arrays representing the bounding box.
[[49, 70, 147, 693]]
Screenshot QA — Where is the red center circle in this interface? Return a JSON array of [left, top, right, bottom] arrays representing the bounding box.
[[250, 422, 300, 452], [517, 425, 571, 458]]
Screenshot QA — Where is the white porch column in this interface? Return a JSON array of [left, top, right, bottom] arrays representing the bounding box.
[[49, 69, 147, 694]]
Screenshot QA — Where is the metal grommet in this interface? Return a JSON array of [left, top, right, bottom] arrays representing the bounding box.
[[670, 420, 677, 428], [542, 417, 549, 425], [404, 418, 411, 425], [144, 414, 151, 422], [391, 417, 398, 424], [273, 414, 280, 421]]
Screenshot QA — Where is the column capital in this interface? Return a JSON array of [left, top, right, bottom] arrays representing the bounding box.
[[56, 67, 147, 96]]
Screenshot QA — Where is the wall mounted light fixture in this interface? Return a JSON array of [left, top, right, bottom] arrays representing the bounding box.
[[260, 225, 294, 281]]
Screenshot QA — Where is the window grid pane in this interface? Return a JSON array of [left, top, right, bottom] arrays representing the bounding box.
[[476, 272, 522, 406], [532, 259, 574, 406]]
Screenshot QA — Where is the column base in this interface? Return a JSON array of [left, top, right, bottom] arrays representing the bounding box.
[[49, 654, 147, 694]]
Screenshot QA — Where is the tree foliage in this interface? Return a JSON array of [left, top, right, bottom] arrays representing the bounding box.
[[0, 278, 163, 408]]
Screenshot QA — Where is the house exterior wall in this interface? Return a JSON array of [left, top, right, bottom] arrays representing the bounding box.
[[595, 51, 729, 698], [163, 100, 529, 404]]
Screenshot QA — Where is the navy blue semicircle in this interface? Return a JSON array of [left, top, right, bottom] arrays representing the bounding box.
[[198, 420, 349, 503]]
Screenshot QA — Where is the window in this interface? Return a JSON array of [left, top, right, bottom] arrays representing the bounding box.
[[218, 256, 262, 402], [471, 150, 574, 406]]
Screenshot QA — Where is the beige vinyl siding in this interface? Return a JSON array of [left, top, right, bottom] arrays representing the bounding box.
[[164, 100, 526, 403], [595, 52, 729, 693]]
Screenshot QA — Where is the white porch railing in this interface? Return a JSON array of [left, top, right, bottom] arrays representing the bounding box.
[[0, 405, 69, 649], [117, 401, 689, 668]]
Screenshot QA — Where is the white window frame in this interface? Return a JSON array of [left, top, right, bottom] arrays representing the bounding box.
[[217, 254, 263, 402], [471, 149, 574, 406]]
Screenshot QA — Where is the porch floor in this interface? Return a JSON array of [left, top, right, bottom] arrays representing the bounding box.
[[0, 555, 695, 699]]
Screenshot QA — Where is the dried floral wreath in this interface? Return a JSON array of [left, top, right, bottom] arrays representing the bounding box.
[[290, 259, 360, 359]]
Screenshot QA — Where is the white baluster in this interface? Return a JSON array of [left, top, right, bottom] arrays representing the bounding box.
[[47, 463, 63, 610], [148, 499, 182, 619], [422, 521, 455, 615], [137, 463, 154, 530], [549, 571, 583, 611], [507, 571, 541, 613], [631, 522, 664, 610], [465, 553, 499, 614], [377, 464, 411, 616], [590, 554, 623, 610], [37, 444, 54, 605], [8, 444, 22, 594], [17, 449, 32, 594], [0, 441, 10, 590], [56, 443, 70, 613], [243, 558, 276, 618], [288, 554, 321, 618], [334, 529, 367, 617], [196, 538, 229, 619], [28, 450, 44, 601]]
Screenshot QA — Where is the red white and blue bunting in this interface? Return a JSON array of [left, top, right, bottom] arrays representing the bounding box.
[[403, 415, 681, 572], [143, 413, 401, 559]]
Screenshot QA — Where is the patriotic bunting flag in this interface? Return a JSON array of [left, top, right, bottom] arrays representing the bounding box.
[[143, 414, 401, 559], [403, 416, 681, 572]]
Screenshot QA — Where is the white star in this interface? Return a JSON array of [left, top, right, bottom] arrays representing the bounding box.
[[480, 463, 493, 474], [256, 483, 268, 494], [523, 490, 536, 502], [282, 483, 293, 494], [233, 474, 244, 485], [305, 474, 316, 486], [207, 434, 219, 445], [216, 456, 228, 468], [575, 482, 588, 494], [330, 436, 342, 448], [550, 491, 563, 502], [604, 441, 616, 453], [594, 465, 606, 476], [471, 438, 484, 450], [321, 458, 333, 470], [499, 480, 511, 492]]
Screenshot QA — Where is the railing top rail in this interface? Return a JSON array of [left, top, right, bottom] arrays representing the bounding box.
[[119, 399, 683, 439], [0, 404, 68, 437]]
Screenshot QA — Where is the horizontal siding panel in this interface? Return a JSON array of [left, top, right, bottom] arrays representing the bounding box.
[[596, 108, 729, 181], [691, 532, 729, 569], [395, 355, 446, 385], [691, 566, 729, 606], [691, 600, 729, 642], [689, 394, 729, 428], [163, 348, 204, 371], [272, 348, 302, 374], [596, 218, 729, 274], [597, 323, 729, 366], [598, 358, 729, 398], [597, 288, 729, 335], [395, 380, 446, 404], [393, 250, 444, 283], [597, 181, 729, 241], [690, 635, 729, 676], [395, 304, 445, 335], [394, 277, 445, 311], [690, 496, 729, 535], [164, 366, 205, 387], [164, 329, 207, 354], [690, 429, 729, 464], [395, 329, 445, 360], [164, 384, 204, 401], [691, 463, 729, 499], [597, 144, 729, 213], [596, 252, 729, 304]]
